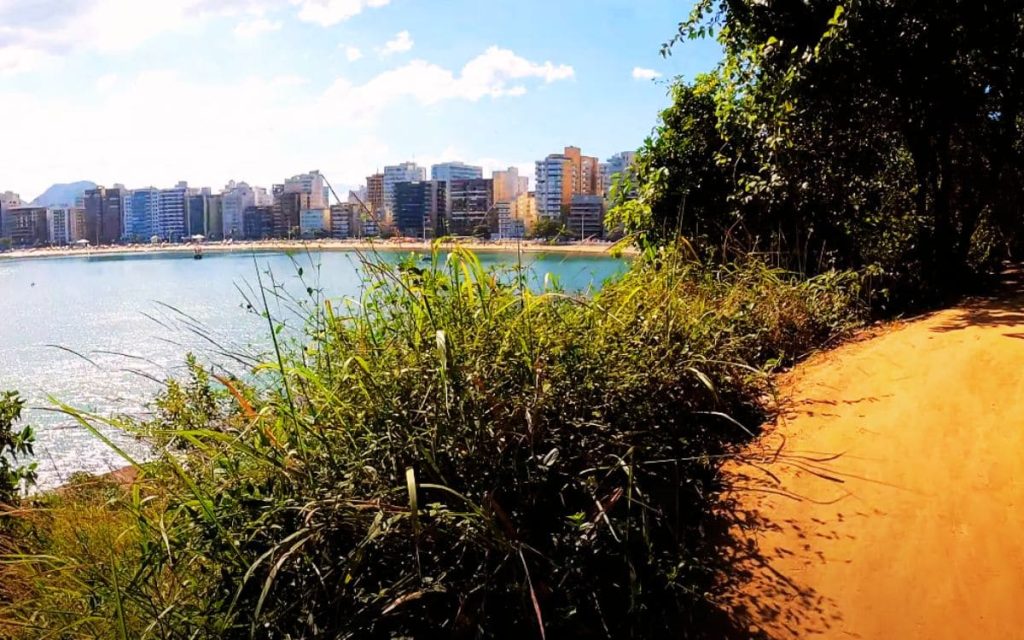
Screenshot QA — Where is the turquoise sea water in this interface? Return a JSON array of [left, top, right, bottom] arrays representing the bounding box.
[[0, 250, 625, 484]]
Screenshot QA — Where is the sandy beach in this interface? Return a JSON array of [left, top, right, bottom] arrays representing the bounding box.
[[0, 238, 634, 262]]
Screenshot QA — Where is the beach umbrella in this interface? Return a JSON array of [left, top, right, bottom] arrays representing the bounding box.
[[75, 239, 90, 246]]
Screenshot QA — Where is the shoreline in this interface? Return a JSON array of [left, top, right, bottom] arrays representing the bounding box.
[[0, 238, 633, 262]]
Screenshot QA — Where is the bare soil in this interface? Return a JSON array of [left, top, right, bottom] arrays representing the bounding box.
[[723, 275, 1024, 639]]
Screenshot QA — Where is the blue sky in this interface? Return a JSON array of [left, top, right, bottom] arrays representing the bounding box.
[[0, 0, 722, 199]]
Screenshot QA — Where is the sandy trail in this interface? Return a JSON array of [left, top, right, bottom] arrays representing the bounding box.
[[725, 275, 1024, 639]]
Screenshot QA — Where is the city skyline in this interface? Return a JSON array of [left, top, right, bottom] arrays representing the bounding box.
[[1, 147, 633, 245], [0, 0, 721, 198]]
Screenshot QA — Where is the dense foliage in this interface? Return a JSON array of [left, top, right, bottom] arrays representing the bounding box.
[[0, 392, 36, 507], [0, 248, 861, 638], [612, 0, 1024, 307]]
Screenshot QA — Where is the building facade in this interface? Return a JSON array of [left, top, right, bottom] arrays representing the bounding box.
[[47, 207, 74, 245], [187, 194, 207, 237], [535, 154, 572, 220], [243, 205, 274, 240], [393, 181, 446, 239], [222, 182, 257, 239], [365, 173, 385, 216], [383, 162, 426, 217], [568, 195, 606, 239], [492, 167, 530, 204], [431, 162, 483, 183], [448, 178, 494, 235], [284, 170, 328, 209], [496, 201, 524, 239], [83, 186, 126, 245], [155, 183, 189, 242], [329, 203, 355, 239], [127, 188, 159, 241], [514, 192, 538, 235], [3, 207, 49, 246], [299, 208, 330, 238], [275, 192, 311, 238], [601, 151, 637, 196], [206, 195, 224, 240]]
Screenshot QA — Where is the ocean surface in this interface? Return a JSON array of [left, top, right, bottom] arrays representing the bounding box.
[[0, 250, 625, 485]]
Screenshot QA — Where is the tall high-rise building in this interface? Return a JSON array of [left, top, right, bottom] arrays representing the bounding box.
[[329, 203, 356, 239], [284, 170, 328, 209], [274, 192, 311, 238], [243, 205, 274, 240], [514, 192, 538, 235], [155, 182, 189, 242], [222, 181, 261, 239], [187, 194, 208, 237], [206, 195, 224, 240], [83, 186, 126, 245], [394, 181, 446, 238], [383, 162, 426, 215], [433, 162, 483, 216], [47, 207, 74, 245], [448, 178, 494, 235], [127, 188, 159, 241], [563, 146, 602, 196], [535, 154, 573, 220], [535, 147, 601, 221], [601, 151, 638, 196], [431, 162, 483, 183], [366, 173, 384, 216], [0, 191, 23, 243], [492, 167, 530, 204]]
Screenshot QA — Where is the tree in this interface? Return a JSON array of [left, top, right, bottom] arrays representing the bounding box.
[[472, 224, 491, 240], [530, 217, 566, 241], [616, 0, 1024, 304], [0, 391, 36, 506]]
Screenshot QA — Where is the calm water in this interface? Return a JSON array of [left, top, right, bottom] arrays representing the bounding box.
[[0, 250, 625, 485]]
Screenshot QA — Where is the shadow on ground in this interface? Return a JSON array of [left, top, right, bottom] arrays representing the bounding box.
[[931, 268, 1024, 333]]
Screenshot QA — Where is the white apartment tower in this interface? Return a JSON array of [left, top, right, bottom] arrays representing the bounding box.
[[284, 170, 328, 209], [535, 154, 569, 220]]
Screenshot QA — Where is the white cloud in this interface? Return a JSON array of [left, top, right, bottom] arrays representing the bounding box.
[[344, 45, 363, 62], [0, 44, 58, 76], [0, 0, 274, 67], [233, 17, 282, 38], [0, 45, 571, 196], [95, 73, 119, 91], [291, 0, 391, 27], [379, 30, 413, 56], [0, 0, 394, 73], [632, 67, 662, 81], [316, 47, 573, 125]]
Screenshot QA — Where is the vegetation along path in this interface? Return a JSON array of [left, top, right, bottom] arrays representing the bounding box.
[[727, 275, 1024, 639]]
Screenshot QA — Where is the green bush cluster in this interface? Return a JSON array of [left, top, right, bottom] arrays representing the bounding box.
[[0, 391, 36, 508], [0, 248, 861, 638]]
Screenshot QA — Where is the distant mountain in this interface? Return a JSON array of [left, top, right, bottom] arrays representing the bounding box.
[[30, 181, 97, 207]]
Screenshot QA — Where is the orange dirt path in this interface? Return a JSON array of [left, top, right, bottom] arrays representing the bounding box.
[[725, 282, 1024, 639]]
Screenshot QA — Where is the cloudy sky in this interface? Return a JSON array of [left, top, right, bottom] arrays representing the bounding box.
[[0, 0, 721, 199]]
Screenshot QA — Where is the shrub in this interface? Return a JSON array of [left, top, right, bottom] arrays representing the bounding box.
[[0, 391, 36, 507], [0, 247, 862, 638]]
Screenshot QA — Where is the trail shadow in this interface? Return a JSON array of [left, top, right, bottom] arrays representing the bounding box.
[[931, 268, 1024, 333], [701, 432, 865, 639]]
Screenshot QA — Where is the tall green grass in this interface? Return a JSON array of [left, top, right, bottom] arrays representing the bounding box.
[[0, 245, 862, 638]]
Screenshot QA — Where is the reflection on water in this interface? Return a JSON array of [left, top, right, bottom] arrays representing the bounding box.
[[0, 250, 625, 485]]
